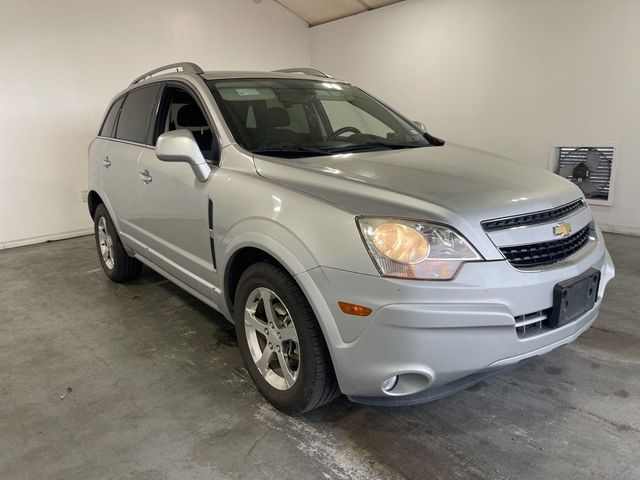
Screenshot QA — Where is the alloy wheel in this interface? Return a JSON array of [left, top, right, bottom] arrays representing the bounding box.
[[243, 287, 300, 390], [97, 216, 115, 270]]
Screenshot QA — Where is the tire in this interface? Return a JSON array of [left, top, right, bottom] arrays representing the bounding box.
[[93, 204, 142, 282], [234, 262, 340, 415]]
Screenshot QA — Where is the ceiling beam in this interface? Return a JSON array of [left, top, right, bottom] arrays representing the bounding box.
[[273, 0, 404, 27]]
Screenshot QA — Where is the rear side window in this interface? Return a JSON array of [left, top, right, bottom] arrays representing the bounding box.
[[99, 96, 124, 138], [115, 84, 161, 144]]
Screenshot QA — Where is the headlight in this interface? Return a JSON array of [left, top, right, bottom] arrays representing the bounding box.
[[357, 217, 482, 280]]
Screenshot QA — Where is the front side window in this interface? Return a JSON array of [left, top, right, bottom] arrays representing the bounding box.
[[154, 86, 216, 161], [207, 78, 430, 158], [115, 84, 161, 144]]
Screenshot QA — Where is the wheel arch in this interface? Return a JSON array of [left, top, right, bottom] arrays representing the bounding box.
[[87, 190, 103, 218], [87, 190, 123, 233], [222, 236, 308, 317], [221, 230, 345, 342]]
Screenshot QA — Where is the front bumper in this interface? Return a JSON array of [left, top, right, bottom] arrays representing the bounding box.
[[297, 231, 615, 399]]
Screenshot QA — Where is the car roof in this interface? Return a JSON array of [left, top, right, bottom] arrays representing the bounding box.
[[128, 63, 347, 87], [124, 64, 349, 95]]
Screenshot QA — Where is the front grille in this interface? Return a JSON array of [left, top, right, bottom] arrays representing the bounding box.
[[500, 224, 592, 269], [482, 199, 586, 232]]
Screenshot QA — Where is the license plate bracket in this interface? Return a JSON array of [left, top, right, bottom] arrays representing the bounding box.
[[548, 268, 600, 328]]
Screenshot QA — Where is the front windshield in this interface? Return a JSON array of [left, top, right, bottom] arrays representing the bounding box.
[[207, 78, 431, 157]]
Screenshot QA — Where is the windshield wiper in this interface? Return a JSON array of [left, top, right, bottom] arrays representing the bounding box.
[[250, 144, 330, 158], [250, 142, 426, 158], [324, 142, 426, 154]]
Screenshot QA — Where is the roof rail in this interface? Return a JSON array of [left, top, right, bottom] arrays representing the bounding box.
[[130, 62, 204, 86], [273, 68, 332, 79]]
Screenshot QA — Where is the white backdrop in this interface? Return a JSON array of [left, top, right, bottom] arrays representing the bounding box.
[[310, 0, 640, 235], [2, 0, 639, 249], [0, 0, 309, 248]]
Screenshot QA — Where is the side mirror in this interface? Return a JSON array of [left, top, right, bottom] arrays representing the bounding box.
[[413, 121, 427, 132], [156, 129, 212, 182], [412, 120, 445, 147]]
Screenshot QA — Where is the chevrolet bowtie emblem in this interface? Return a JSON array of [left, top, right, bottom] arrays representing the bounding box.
[[553, 222, 572, 237]]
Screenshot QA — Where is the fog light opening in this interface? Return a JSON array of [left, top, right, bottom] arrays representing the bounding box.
[[381, 375, 399, 392], [380, 372, 433, 396]]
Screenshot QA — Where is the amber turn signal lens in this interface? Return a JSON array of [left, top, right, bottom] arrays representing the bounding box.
[[338, 301, 372, 316]]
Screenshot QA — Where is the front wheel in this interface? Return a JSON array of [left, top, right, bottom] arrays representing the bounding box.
[[93, 204, 142, 282], [234, 262, 340, 415]]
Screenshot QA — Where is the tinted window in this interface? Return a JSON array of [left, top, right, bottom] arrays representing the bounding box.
[[99, 96, 124, 138], [116, 84, 161, 144]]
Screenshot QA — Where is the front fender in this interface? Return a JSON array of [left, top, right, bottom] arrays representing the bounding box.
[[221, 220, 317, 276]]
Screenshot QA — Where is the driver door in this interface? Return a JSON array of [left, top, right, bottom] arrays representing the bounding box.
[[136, 83, 220, 301]]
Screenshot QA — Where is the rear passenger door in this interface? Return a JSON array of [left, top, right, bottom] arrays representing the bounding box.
[[101, 83, 161, 250]]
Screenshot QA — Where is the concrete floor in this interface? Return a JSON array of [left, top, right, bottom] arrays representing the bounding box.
[[1, 233, 638, 480]]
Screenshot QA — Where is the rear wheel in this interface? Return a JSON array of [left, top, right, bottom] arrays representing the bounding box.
[[234, 262, 340, 415], [93, 204, 142, 282]]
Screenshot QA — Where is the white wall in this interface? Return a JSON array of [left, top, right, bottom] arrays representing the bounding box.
[[0, 0, 309, 249], [3, 0, 639, 249], [310, 0, 640, 235]]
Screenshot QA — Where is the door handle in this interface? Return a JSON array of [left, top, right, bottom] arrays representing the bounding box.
[[102, 156, 111, 168], [139, 169, 152, 184]]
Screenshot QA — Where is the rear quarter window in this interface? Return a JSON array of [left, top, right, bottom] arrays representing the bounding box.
[[115, 84, 161, 144], [99, 96, 124, 138]]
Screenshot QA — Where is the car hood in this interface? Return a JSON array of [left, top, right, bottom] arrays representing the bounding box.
[[253, 143, 584, 229]]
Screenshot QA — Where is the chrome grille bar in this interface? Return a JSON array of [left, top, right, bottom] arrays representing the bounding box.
[[482, 199, 586, 232]]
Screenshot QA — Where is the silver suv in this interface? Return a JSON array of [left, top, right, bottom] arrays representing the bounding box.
[[89, 62, 615, 414]]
